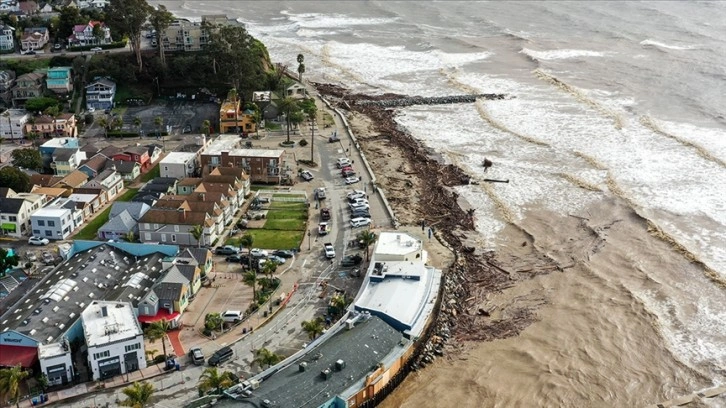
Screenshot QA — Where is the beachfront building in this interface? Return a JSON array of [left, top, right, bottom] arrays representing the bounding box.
[[0, 108, 28, 141], [219, 97, 256, 134], [85, 78, 115, 111], [199, 134, 286, 183], [46, 67, 73, 94], [137, 207, 216, 246], [25, 113, 79, 139], [82, 301, 147, 381]]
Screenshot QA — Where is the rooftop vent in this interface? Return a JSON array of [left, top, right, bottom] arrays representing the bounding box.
[[69, 312, 75, 319], [299, 362, 308, 372], [335, 359, 346, 371], [320, 369, 332, 380]]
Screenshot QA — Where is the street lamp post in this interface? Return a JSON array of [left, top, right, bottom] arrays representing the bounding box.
[[308, 230, 312, 251], [310, 119, 315, 162]]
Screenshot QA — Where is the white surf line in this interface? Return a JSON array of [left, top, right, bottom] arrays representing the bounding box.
[[640, 115, 726, 169], [534, 68, 624, 130]]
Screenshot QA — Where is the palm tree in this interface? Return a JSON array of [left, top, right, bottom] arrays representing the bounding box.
[[124, 231, 136, 243], [357, 230, 377, 262], [154, 116, 164, 137], [145, 349, 158, 363], [144, 319, 171, 362], [297, 53, 305, 81], [133, 117, 142, 137], [98, 117, 108, 138], [278, 97, 298, 143], [190, 224, 204, 247], [261, 259, 277, 278], [112, 115, 124, 132], [243, 269, 257, 301], [239, 233, 254, 270], [204, 312, 223, 332], [253, 348, 282, 369], [300, 317, 324, 340], [201, 119, 211, 136], [119, 381, 155, 408], [330, 293, 349, 318], [197, 367, 235, 395], [0, 365, 30, 408]]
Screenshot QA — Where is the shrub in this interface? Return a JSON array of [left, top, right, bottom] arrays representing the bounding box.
[[67, 40, 128, 52], [85, 114, 94, 125], [298, 139, 308, 147], [153, 354, 167, 364]]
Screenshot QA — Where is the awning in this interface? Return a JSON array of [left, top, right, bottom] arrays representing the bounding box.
[[1, 223, 16, 231], [137, 310, 180, 324], [0, 345, 38, 368]]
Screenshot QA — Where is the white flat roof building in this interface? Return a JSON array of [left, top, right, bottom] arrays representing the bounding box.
[[371, 231, 425, 262], [160, 151, 196, 164], [38, 341, 74, 387]]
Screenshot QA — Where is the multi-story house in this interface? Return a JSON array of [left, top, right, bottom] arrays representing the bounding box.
[[176, 178, 202, 195], [154, 197, 225, 238], [285, 82, 308, 99], [25, 113, 78, 138], [0, 188, 46, 238], [21, 27, 49, 51], [209, 166, 251, 197], [137, 274, 189, 328], [39, 137, 79, 170], [218, 97, 256, 134], [0, 24, 14, 51], [82, 301, 147, 381], [106, 160, 140, 181], [75, 168, 123, 204], [201, 174, 247, 209], [146, 144, 163, 163], [11, 72, 45, 107], [159, 15, 225, 53], [18, 0, 38, 15], [0, 108, 28, 141], [77, 153, 108, 179], [78, 0, 108, 8], [0, 1, 20, 13], [0, 70, 16, 106], [112, 146, 150, 171], [194, 182, 239, 216], [138, 208, 216, 246], [85, 78, 115, 110], [199, 148, 286, 184], [159, 152, 196, 179], [30, 197, 84, 240], [183, 191, 231, 230], [46, 67, 73, 93], [68, 21, 112, 47], [97, 201, 150, 240], [51, 147, 84, 176]]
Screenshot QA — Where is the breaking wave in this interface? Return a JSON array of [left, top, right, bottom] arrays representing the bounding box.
[[640, 39, 698, 50], [521, 48, 605, 61], [474, 100, 551, 147], [533, 69, 625, 130], [639, 116, 726, 168]]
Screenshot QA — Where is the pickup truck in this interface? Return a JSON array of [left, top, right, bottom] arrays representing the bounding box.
[[318, 222, 330, 236], [320, 207, 331, 221], [323, 243, 336, 259]]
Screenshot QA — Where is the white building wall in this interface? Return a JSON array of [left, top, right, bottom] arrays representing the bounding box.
[[87, 334, 146, 381], [30, 213, 69, 240], [39, 352, 74, 386], [0, 110, 28, 140]]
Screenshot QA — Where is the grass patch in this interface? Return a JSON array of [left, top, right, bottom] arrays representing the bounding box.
[[74, 207, 112, 240], [264, 201, 308, 230], [226, 229, 304, 250], [140, 163, 160, 182], [117, 188, 139, 202], [115, 84, 153, 104], [265, 122, 282, 130]]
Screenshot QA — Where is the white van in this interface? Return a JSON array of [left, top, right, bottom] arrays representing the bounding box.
[[222, 310, 242, 323]]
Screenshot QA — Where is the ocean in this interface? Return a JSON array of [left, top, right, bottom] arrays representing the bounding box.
[[157, 1, 726, 406]]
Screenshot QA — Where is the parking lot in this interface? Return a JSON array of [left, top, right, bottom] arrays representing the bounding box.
[[122, 101, 219, 137]]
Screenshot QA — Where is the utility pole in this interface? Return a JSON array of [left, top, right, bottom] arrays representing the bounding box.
[[310, 118, 315, 162]]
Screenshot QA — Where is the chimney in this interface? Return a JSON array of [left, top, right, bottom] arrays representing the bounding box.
[[101, 306, 108, 317]]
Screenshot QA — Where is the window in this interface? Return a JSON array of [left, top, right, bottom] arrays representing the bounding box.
[[38, 220, 45, 226], [93, 350, 110, 360], [171, 234, 176, 243], [9, 216, 16, 221], [153, 224, 159, 229], [124, 343, 141, 353], [144, 223, 150, 230], [45, 230, 52, 237], [174, 225, 179, 232], [144, 232, 151, 241], [161, 234, 166, 242], [33, 229, 40, 235], [47, 220, 55, 227]]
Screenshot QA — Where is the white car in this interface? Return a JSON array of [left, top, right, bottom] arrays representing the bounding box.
[[87, 107, 95, 113], [250, 248, 269, 258], [28, 236, 50, 246], [345, 176, 360, 185], [300, 170, 314, 181], [350, 217, 372, 228], [90, 47, 103, 53], [349, 202, 370, 211], [347, 190, 366, 199], [323, 243, 336, 259], [348, 197, 368, 206], [336, 158, 351, 168]]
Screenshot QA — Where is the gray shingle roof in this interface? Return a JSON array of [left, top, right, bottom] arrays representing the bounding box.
[[152, 282, 183, 302], [53, 147, 77, 162], [109, 202, 150, 221], [0, 197, 24, 213], [97, 209, 136, 235]]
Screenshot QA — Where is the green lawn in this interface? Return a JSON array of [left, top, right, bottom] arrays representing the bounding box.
[[117, 188, 139, 202], [226, 230, 304, 250], [140, 163, 160, 182], [74, 207, 111, 240], [264, 201, 308, 230]]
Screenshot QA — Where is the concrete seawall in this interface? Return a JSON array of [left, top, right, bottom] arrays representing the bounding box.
[[356, 94, 507, 108]]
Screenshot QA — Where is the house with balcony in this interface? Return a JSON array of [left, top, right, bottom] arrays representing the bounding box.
[[21, 27, 49, 51], [0, 24, 14, 51], [68, 21, 112, 47], [285, 82, 308, 99], [193, 182, 239, 216], [199, 147, 286, 184], [0, 188, 46, 238], [30, 197, 84, 240], [51, 147, 84, 176], [0, 108, 28, 141], [138, 208, 216, 247], [0, 70, 16, 107], [67, 191, 103, 220], [202, 174, 247, 208], [112, 146, 150, 171], [219, 98, 256, 134], [11, 72, 45, 107], [176, 178, 202, 195], [75, 168, 123, 204], [160, 19, 206, 52], [85, 77, 115, 110], [39, 137, 79, 169], [154, 197, 225, 238], [25, 113, 78, 138], [209, 166, 251, 197], [46, 67, 73, 94]]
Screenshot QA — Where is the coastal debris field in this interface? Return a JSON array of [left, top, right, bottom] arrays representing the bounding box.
[[315, 83, 560, 351]]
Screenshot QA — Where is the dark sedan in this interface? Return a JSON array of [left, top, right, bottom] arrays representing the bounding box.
[[272, 250, 294, 259], [341, 254, 363, 267]]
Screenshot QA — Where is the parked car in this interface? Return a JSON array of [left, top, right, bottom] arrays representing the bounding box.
[[347, 190, 366, 199], [222, 310, 242, 323], [216, 245, 239, 255], [345, 176, 361, 185], [189, 347, 205, 365], [341, 254, 363, 267], [337, 158, 351, 168], [225, 254, 243, 263], [320, 207, 331, 221], [42, 252, 55, 265], [300, 170, 314, 181], [272, 250, 294, 258], [54, 44, 61, 50], [28, 236, 49, 246], [208, 346, 234, 366], [348, 197, 368, 205], [268, 256, 286, 265], [350, 210, 371, 219], [90, 47, 103, 53], [342, 171, 357, 178], [25, 252, 38, 262], [351, 217, 372, 228], [349, 202, 370, 211], [323, 243, 336, 259], [329, 134, 340, 143], [250, 248, 268, 258]]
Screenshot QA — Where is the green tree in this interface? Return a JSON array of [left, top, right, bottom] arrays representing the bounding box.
[[330, 293, 349, 318], [124, 231, 136, 243], [154, 116, 163, 136], [98, 117, 108, 137], [239, 233, 254, 270], [300, 317, 324, 340], [204, 312, 223, 332], [25, 97, 60, 113], [357, 230, 377, 262], [43, 106, 61, 137], [253, 348, 282, 369], [261, 259, 277, 278], [144, 319, 170, 361], [296, 53, 304, 81], [190, 224, 204, 247], [0, 167, 31, 193], [242, 269, 257, 301], [57, 6, 83, 40], [278, 97, 298, 143], [0, 365, 30, 408], [289, 111, 305, 136], [0, 247, 20, 277], [106, 0, 152, 71], [204, 23, 264, 95], [148, 5, 174, 68], [11, 148, 42, 171], [119, 381, 155, 408], [111, 115, 124, 131], [197, 367, 235, 395], [92, 23, 104, 44], [133, 117, 142, 137], [201, 119, 211, 136]]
